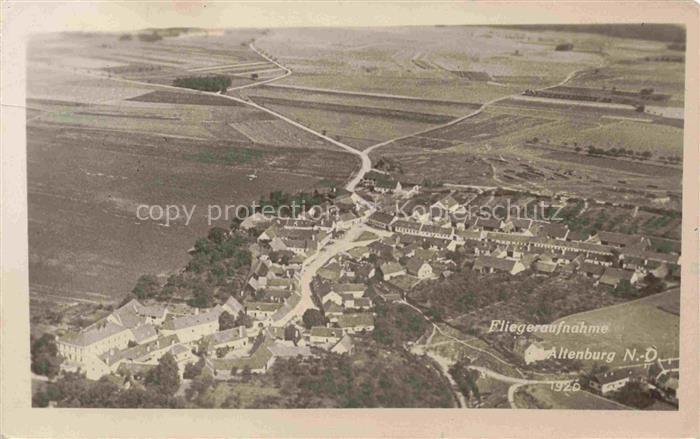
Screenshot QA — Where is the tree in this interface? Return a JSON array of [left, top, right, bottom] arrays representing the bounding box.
[[222, 392, 241, 408], [208, 227, 228, 245], [284, 325, 298, 344], [610, 381, 654, 409], [229, 217, 242, 231], [31, 334, 62, 379], [183, 357, 206, 379], [145, 353, 181, 396], [218, 311, 237, 331], [241, 366, 252, 382], [131, 274, 160, 300], [234, 310, 253, 328], [302, 308, 326, 329], [613, 279, 637, 298]]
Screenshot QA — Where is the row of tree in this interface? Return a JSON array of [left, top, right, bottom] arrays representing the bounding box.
[[33, 353, 182, 408]]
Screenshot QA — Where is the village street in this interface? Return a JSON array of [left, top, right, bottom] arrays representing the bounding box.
[[272, 224, 383, 327]]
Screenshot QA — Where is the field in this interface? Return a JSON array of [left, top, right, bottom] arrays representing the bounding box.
[[243, 84, 482, 115], [257, 26, 611, 103], [514, 385, 627, 410], [263, 103, 439, 149], [422, 112, 554, 142], [26, 31, 363, 311], [26, 25, 685, 338], [28, 123, 353, 309], [127, 90, 243, 106], [542, 120, 683, 157], [538, 290, 680, 367]]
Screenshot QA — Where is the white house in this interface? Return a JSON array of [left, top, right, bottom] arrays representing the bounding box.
[[57, 321, 134, 366], [337, 313, 375, 334], [310, 326, 344, 345], [160, 307, 221, 344], [591, 369, 634, 394], [406, 257, 433, 279], [523, 341, 556, 365]]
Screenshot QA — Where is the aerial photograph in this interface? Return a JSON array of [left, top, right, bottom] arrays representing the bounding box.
[[27, 23, 684, 410]]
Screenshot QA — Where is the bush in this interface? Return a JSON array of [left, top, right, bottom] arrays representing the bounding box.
[[31, 334, 62, 378], [302, 309, 326, 329]]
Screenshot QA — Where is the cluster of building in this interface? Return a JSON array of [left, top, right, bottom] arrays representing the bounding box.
[[56, 187, 381, 382], [358, 181, 680, 292], [56, 169, 681, 387]]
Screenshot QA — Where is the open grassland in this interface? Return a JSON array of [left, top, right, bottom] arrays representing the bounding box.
[[538, 290, 680, 368], [515, 385, 627, 410]]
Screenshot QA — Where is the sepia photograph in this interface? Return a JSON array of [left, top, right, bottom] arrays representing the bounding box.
[[2, 2, 699, 438]]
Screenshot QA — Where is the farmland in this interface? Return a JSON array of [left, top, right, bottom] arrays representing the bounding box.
[[26, 30, 362, 311], [514, 385, 626, 410], [257, 26, 611, 102], [538, 290, 680, 367], [27, 123, 353, 309]]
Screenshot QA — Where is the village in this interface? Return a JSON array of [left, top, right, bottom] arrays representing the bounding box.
[[52, 165, 681, 407]]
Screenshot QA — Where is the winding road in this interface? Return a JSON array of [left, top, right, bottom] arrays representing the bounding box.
[[272, 224, 378, 327]]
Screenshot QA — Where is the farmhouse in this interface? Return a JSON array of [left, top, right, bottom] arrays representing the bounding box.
[[590, 369, 634, 394], [593, 231, 646, 249], [374, 180, 402, 194], [310, 326, 344, 344], [473, 256, 526, 275], [244, 301, 283, 321], [95, 334, 181, 380], [321, 290, 343, 306], [337, 313, 375, 334], [160, 307, 222, 343], [331, 283, 366, 298], [406, 257, 433, 279], [336, 212, 361, 230], [473, 217, 504, 232], [203, 326, 249, 354], [431, 195, 464, 214], [130, 324, 158, 345], [599, 267, 640, 288], [540, 223, 569, 240], [380, 262, 406, 280], [222, 296, 245, 316], [207, 339, 276, 377], [393, 220, 422, 235], [514, 339, 556, 365], [578, 262, 605, 278], [331, 334, 354, 355], [57, 321, 135, 370], [503, 218, 534, 235], [323, 301, 344, 321], [367, 211, 395, 230]]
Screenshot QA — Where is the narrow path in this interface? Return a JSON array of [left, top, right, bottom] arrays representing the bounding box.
[[226, 43, 292, 91], [398, 299, 524, 376], [359, 62, 603, 172], [411, 342, 468, 408], [508, 383, 524, 408]]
